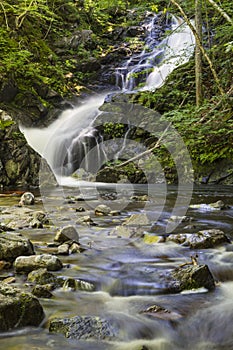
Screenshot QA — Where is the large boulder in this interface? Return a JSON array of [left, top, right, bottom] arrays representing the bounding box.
[[0, 284, 44, 331], [0, 232, 34, 262]]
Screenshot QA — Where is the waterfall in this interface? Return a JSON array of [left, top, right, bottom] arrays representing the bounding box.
[[20, 13, 195, 184]]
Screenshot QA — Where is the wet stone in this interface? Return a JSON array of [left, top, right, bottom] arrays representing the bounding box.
[[19, 192, 35, 206], [57, 243, 70, 255], [32, 285, 53, 298], [95, 204, 112, 216], [0, 232, 34, 262], [14, 254, 63, 273], [76, 215, 96, 226], [0, 284, 45, 331], [167, 229, 230, 249], [54, 225, 79, 244], [169, 264, 216, 292], [49, 315, 117, 340]]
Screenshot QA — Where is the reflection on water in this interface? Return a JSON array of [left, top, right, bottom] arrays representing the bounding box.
[[0, 185, 233, 350]]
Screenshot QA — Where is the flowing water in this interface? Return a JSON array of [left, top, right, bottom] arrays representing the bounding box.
[[5, 11, 233, 350], [0, 185, 233, 350]]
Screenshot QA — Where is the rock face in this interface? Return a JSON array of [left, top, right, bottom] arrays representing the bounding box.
[[0, 115, 40, 187], [0, 284, 45, 331], [0, 232, 34, 262], [49, 315, 117, 340]]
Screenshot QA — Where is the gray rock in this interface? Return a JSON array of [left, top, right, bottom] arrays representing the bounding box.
[[57, 243, 70, 255], [76, 215, 96, 226], [95, 204, 111, 216], [19, 192, 35, 205], [0, 284, 44, 331], [0, 232, 34, 262], [169, 264, 215, 292], [167, 229, 230, 249], [54, 225, 79, 243], [14, 254, 63, 273], [49, 315, 117, 340], [123, 213, 150, 226]]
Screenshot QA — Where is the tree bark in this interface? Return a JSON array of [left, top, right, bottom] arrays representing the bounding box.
[[195, 0, 203, 106], [170, 0, 224, 96]]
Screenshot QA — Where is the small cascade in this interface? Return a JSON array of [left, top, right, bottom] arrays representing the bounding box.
[[21, 13, 195, 183], [115, 14, 194, 91]]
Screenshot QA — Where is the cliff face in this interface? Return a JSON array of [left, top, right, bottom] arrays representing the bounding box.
[[0, 111, 40, 188]]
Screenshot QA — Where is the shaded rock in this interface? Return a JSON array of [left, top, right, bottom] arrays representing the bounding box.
[[49, 315, 117, 340], [0, 284, 44, 331], [169, 264, 215, 292], [19, 192, 35, 206], [14, 254, 63, 273], [54, 225, 79, 244], [0, 232, 34, 262], [27, 268, 59, 285], [32, 285, 53, 298], [95, 204, 111, 216], [167, 229, 230, 249]]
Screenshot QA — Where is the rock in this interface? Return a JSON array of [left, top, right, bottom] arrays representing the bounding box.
[[14, 254, 63, 273], [62, 278, 95, 292], [57, 243, 70, 255], [167, 229, 230, 249], [54, 225, 79, 244], [95, 204, 111, 216], [70, 242, 81, 254], [49, 315, 117, 340], [123, 213, 150, 226], [0, 284, 44, 331], [190, 200, 229, 211], [27, 268, 59, 285], [110, 225, 144, 239], [130, 195, 148, 202], [31, 285, 53, 298], [76, 215, 96, 226], [19, 192, 35, 206], [140, 304, 182, 320], [169, 264, 215, 292], [0, 232, 34, 262]]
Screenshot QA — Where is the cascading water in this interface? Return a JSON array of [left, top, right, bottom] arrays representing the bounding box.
[[20, 13, 195, 184]]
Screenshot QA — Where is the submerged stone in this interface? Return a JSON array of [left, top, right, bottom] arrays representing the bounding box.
[[49, 315, 117, 340]]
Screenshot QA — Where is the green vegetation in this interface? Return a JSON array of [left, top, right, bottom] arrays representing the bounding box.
[[0, 0, 232, 181]]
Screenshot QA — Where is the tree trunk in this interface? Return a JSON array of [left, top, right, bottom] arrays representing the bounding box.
[[195, 0, 203, 106]]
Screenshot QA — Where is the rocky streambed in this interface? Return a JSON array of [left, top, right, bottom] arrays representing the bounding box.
[[0, 184, 233, 350]]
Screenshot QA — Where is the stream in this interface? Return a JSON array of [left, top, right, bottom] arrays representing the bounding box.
[[0, 184, 233, 350], [1, 11, 233, 350]]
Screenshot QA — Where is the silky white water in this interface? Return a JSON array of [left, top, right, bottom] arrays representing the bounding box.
[[20, 14, 195, 185]]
